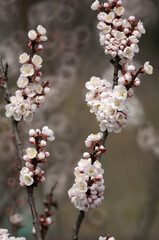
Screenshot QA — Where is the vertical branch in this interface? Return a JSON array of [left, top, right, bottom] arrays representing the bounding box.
[[72, 211, 85, 240], [27, 186, 43, 240], [0, 58, 43, 240], [71, 56, 121, 240]]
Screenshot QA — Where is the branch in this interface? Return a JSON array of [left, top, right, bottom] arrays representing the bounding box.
[[27, 186, 43, 240], [0, 57, 43, 240], [127, 66, 142, 90], [71, 56, 121, 240], [72, 210, 85, 240]]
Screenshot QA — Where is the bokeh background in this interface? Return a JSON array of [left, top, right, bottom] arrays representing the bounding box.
[[0, 0, 159, 240]]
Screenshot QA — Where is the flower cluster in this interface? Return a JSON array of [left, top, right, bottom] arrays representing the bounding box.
[[92, 0, 145, 59], [19, 126, 55, 187], [85, 76, 132, 133], [5, 25, 50, 122], [99, 236, 115, 240], [86, 0, 153, 133], [68, 133, 106, 212], [0, 228, 25, 240]]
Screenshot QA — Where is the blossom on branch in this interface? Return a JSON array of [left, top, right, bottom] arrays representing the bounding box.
[[87, 0, 153, 133], [5, 25, 50, 122], [68, 133, 106, 212], [0, 228, 25, 240], [19, 127, 55, 187]]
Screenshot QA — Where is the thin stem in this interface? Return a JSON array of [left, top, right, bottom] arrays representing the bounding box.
[[72, 211, 85, 240], [71, 56, 121, 240], [127, 66, 142, 90], [0, 57, 43, 240], [27, 186, 43, 240]]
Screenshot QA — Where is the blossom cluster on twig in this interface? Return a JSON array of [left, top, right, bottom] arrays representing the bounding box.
[[0, 228, 25, 240], [5, 25, 50, 122], [19, 126, 55, 187], [85, 0, 153, 133], [99, 236, 115, 240], [68, 132, 106, 212], [32, 185, 57, 237]]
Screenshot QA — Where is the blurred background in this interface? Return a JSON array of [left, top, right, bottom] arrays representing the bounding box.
[[0, 0, 159, 239]]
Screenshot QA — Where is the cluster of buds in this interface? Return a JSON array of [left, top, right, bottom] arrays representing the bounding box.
[[85, 76, 132, 133], [0, 228, 25, 240], [32, 187, 57, 237], [86, 0, 153, 133], [68, 132, 106, 212], [92, 0, 146, 59], [19, 126, 55, 187], [99, 236, 115, 240], [5, 25, 50, 122]]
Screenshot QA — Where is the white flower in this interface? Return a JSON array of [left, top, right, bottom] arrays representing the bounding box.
[[99, 237, 106, 240], [19, 53, 30, 64], [28, 30, 37, 40], [123, 47, 134, 59], [40, 140, 47, 147], [24, 111, 33, 122], [44, 87, 50, 95], [87, 132, 103, 142], [97, 21, 107, 30], [38, 152, 45, 160], [137, 20, 146, 34], [36, 96, 45, 103], [29, 129, 36, 136], [17, 76, 29, 88], [144, 61, 153, 75], [13, 108, 22, 121], [34, 84, 43, 94], [85, 165, 98, 177], [20, 64, 34, 77], [5, 104, 14, 117], [105, 12, 115, 23], [42, 126, 55, 141], [37, 25, 47, 35], [91, 0, 99, 10], [114, 31, 125, 40], [114, 6, 125, 16], [32, 54, 43, 68], [22, 174, 34, 186], [26, 147, 37, 159], [85, 76, 101, 90], [113, 18, 123, 27], [130, 43, 139, 53], [129, 35, 139, 44], [40, 35, 48, 41], [113, 85, 127, 100], [133, 30, 141, 38], [97, 12, 107, 21]]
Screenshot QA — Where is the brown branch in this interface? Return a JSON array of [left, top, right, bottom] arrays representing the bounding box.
[[71, 56, 121, 240], [27, 186, 43, 240], [72, 210, 85, 240], [127, 66, 142, 90], [0, 57, 43, 240]]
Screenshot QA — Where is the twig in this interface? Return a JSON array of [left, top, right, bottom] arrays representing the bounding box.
[[0, 57, 43, 240], [71, 56, 121, 240], [27, 186, 43, 240], [72, 210, 85, 240], [127, 66, 142, 90], [40, 183, 58, 239]]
